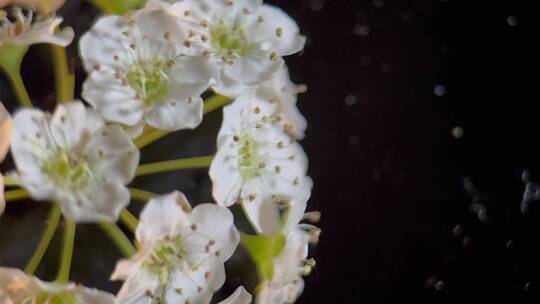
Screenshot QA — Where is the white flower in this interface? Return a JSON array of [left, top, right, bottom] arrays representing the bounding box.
[[167, 0, 306, 97], [209, 90, 312, 235], [112, 191, 240, 304], [0, 102, 11, 216], [10, 102, 140, 223], [254, 65, 307, 140], [218, 286, 251, 304], [80, 9, 215, 132], [0, 6, 73, 47], [0, 267, 116, 304], [257, 202, 320, 304]]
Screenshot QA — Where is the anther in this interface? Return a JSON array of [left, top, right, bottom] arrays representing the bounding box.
[[233, 135, 240, 142], [257, 16, 264, 23], [201, 34, 208, 42], [254, 107, 261, 114], [200, 20, 208, 27], [226, 0, 234, 5], [191, 224, 198, 231], [275, 166, 282, 173], [303, 211, 322, 223], [270, 52, 278, 61], [277, 141, 284, 148], [184, 10, 192, 16], [293, 177, 300, 186], [276, 27, 283, 37], [249, 194, 256, 201], [243, 8, 251, 14], [183, 40, 192, 47], [258, 162, 266, 169], [164, 32, 171, 40]]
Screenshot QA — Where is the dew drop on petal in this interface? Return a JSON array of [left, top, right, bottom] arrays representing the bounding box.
[[353, 24, 370, 37], [507, 15, 518, 27]]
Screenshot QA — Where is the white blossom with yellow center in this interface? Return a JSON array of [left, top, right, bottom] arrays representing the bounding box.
[[0, 267, 116, 304], [209, 90, 312, 235], [112, 191, 240, 304], [10, 102, 140, 223], [80, 9, 215, 133], [0, 6, 73, 47], [0, 102, 11, 216], [163, 0, 306, 97]]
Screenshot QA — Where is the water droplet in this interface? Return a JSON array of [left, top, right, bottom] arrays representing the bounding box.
[[507, 16, 518, 27], [345, 94, 357, 106], [372, 0, 384, 8], [353, 24, 370, 37], [506, 240, 514, 251], [433, 84, 446, 97], [435, 281, 445, 291], [348, 136, 359, 147], [452, 126, 464, 139], [308, 0, 325, 12], [452, 224, 463, 236], [462, 236, 472, 247]]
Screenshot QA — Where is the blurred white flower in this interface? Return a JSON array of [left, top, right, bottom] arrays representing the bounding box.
[[80, 9, 215, 132], [0, 0, 66, 11], [255, 66, 307, 140], [0, 6, 73, 47], [209, 91, 312, 235], [0, 267, 116, 303], [218, 286, 251, 304], [0, 102, 11, 216], [10, 102, 139, 223], [257, 201, 320, 304], [112, 191, 240, 304], [167, 0, 306, 97]]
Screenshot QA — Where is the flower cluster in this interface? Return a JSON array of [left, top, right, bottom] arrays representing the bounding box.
[[0, 0, 320, 303]]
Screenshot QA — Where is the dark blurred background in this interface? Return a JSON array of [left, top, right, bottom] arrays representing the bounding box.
[[3, 0, 540, 302]]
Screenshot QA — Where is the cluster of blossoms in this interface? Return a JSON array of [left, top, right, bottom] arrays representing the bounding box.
[[0, 0, 320, 303]]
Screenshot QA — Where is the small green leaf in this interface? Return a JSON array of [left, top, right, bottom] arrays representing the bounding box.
[[240, 232, 286, 280], [88, 0, 146, 15]]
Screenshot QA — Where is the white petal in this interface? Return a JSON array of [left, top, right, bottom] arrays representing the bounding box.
[[218, 286, 252, 304], [189, 203, 240, 262], [146, 96, 203, 131], [50, 102, 105, 151], [246, 5, 306, 56], [82, 71, 144, 127], [167, 56, 215, 101], [59, 181, 130, 223], [84, 125, 139, 185], [211, 69, 253, 98], [223, 51, 283, 86], [13, 17, 74, 47], [209, 140, 243, 207], [79, 15, 131, 72], [238, 189, 281, 236], [136, 191, 192, 244]]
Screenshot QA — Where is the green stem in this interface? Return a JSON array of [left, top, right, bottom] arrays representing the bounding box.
[[129, 188, 155, 202], [98, 223, 136, 257], [203, 94, 233, 114], [134, 94, 232, 149], [120, 209, 139, 232], [2, 176, 18, 187], [25, 204, 62, 274], [0, 45, 32, 107], [136, 155, 213, 177], [51, 45, 74, 103], [4, 189, 29, 201], [56, 220, 76, 283]]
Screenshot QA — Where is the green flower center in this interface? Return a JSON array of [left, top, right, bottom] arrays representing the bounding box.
[[127, 59, 171, 105], [210, 20, 252, 57], [43, 150, 92, 191], [237, 133, 265, 180], [35, 292, 79, 304], [143, 235, 187, 286]]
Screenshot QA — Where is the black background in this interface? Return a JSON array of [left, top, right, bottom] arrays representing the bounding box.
[[3, 0, 540, 303]]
